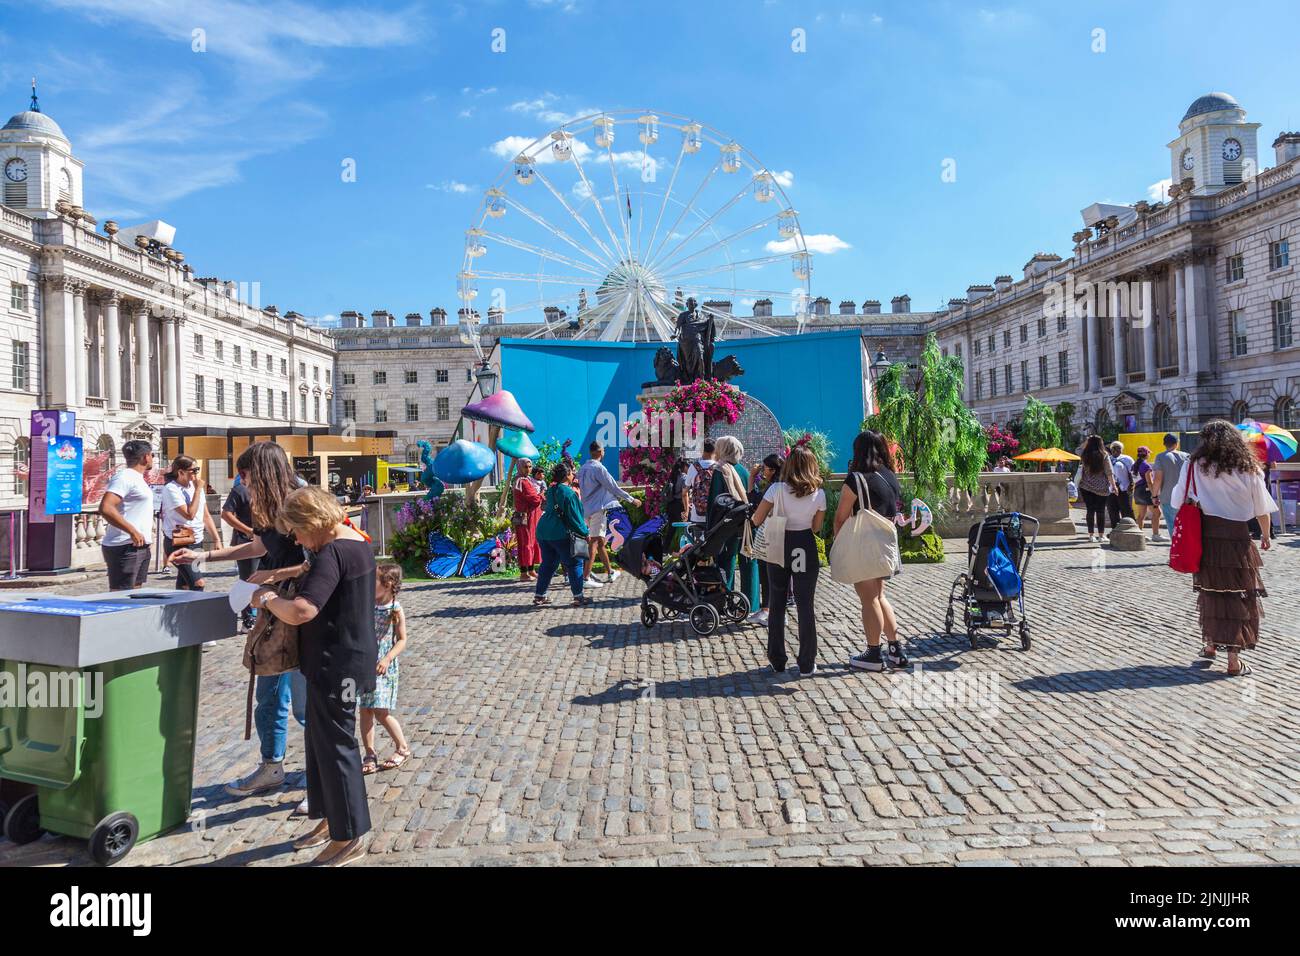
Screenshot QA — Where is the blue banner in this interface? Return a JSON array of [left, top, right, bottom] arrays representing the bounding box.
[[44, 436, 84, 517]]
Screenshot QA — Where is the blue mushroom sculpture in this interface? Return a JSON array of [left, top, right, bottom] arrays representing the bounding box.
[[432, 439, 496, 486]]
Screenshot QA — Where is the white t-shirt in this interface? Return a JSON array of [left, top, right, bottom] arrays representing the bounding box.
[[103, 468, 155, 547], [160, 481, 205, 538], [1171, 462, 1278, 522], [1111, 454, 1135, 491], [684, 459, 716, 522], [762, 481, 827, 532]]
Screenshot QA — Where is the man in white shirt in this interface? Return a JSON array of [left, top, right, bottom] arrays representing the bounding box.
[[682, 438, 716, 535], [1107, 441, 1135, 525], [577, 441, 635, 587], [98, 440, 156, 590]]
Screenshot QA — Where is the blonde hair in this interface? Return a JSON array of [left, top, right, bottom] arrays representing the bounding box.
[[781, 446, 823, 499], [275, 486, 345, 537], [711, 435, 748, 502]]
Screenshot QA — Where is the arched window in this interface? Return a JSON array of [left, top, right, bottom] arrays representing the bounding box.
[[1276, 397, 1300, 430], [1230, 400, 1251, 424], [97, 434, 117, 471], [1153, 403, 1173, 432], [12, 437, 29, 496], [404, 444, 420, 462], [1094, 408, 1111, 435]]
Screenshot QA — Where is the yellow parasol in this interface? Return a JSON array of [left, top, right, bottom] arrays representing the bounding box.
[[1014, 447, 1081, 463]]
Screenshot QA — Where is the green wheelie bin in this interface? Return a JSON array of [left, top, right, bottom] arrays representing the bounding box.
[[0, 589, 234, 864]]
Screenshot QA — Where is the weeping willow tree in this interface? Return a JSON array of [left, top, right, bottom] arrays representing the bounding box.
[[864, 334, 987, 509], [1017, 395, 1063, 457]]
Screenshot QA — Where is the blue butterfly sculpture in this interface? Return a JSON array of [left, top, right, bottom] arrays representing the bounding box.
[[425, 532, 500, 579]]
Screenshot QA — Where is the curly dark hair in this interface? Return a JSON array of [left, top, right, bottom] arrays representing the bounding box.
[[1189, 420, 1260, 477]]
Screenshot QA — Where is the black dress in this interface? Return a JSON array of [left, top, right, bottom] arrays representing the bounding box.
[[846, 468, 903, 520], [296, 537, 378, 841]]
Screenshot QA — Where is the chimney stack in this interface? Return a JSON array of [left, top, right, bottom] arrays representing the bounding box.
[[861, 299, 881, 315], [430, 307, 447, 326], [404, 312, 422, 326], [1274, 132, 1300, 167], [340, 310, 361, 329], [371, 310, 393, 328], [994, 275, 1013, 293], [890, 295, 911, 314], [838, 300, 856, 315]]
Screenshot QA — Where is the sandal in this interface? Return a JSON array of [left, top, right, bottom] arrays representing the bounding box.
[[1226, 662, 1253, 677], [1199, 645, 1217, 659], [533, 596, 552, 607], [572, 595, 593, 607], [379, 748, 411, 771], [361, 752, 378, 775]]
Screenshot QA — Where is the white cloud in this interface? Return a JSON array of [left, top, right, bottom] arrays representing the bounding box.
[[1147, 178, 1172, 202], [508, 94, 598, 127], [771, 169, 794, 188], [490, 134, 593, 164], [766, 234, 851, 255], [459, 108, 475, 119], [428, 180, 476, 194]]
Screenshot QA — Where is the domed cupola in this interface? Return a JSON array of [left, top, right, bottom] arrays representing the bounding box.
[[1, 79, 83, 218], [1167, 90, 1260, 197]]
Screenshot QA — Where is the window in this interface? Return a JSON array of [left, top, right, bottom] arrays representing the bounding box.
[[342, 399, 356, 420], [10, 282, 28, 311], [280, 358, 287, 375], [1058, 351, 1069, 385], [1274, 298, 1294, 349], [1004, 364, 1012, 393], [325, 370, 330, 385], [234, 383, 243, 415], [466, 368, 474, 382], [1153, 404, 1173, 432], [1226, 254, 1245, 283], [250, 349, 258, 369], [216, 379, 225, 412], [216, 340, 224, 362], [1037, 318, 1047, 338], [195, 375, 205, 410], [1021, 360, 1029, 393], [954, 342, 962, 362], [405, 370, 418, 385], [373, 370, 387, 385], [1020, 324, 1028, 344], [313, 366, 319, 382], [194, 333, 203, 356], [342, 372, 355, 385], [1057, 314, 1067, 333], [1230, 400, 1250, 424], [281, 391, 288, 420], [436, 369, 449, 384], [13, 437, 29, 496], [1277, 397, 1300, 429], [988, 334, 996, 354], [11, 341, 29, 389], [405, 400, 419, 422], [266, 353, 273, 371], [374, 401, 388, 423], [1038, 355, 1048, 389], [974, 339, 982, 356], [313, 395, 320, 422], [989, 368, 998, 398], [1270, 239, 1290, 271], [299, 361, 306, 379], [437, 397, 450, 420], [252, 385, 260, 417], [233, 345, 242, 366], [1003, 330, 1011, 349], [300, 394, 307, 420], [975, 372, 983, 399], [1230, 309, 1247, 356], [942, 347, 949, 359]]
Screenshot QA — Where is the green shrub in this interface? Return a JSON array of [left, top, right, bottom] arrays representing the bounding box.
[[899, 527, 945, 563]]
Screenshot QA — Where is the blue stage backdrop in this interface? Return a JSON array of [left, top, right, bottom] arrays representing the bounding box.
[[498, 329, 867, 479]]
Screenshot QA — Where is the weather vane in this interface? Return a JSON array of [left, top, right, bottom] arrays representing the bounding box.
[[30, 76, 40, 112]]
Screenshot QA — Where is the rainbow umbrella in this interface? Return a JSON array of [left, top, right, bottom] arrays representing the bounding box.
[[1236, 419, 1299, 463]]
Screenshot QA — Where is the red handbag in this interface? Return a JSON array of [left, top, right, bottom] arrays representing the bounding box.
[[1169, 463, 1202, 574]]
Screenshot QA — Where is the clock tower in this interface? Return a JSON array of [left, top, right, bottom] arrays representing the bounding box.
[[1167, 92, 1260, 196], [0, 80, 84, 218]]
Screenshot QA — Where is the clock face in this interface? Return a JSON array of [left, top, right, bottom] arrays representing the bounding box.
[[1181, 150, 1195, 171], [1223, 138, 1242, 161], [4, 158, 27, 183]]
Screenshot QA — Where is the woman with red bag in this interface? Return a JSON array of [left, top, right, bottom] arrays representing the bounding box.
[[1170, 420, 1278, 676]]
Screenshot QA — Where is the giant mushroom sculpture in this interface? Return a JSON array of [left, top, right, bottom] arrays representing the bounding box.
[[459, 390, 535, 506], [432, 440, 496, 496], [495, 427, 540, 515]]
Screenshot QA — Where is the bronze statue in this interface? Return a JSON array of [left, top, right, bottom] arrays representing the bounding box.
[[675, 297, 714, 383]]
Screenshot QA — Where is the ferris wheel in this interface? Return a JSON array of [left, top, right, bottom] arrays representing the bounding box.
[[458, 110, 813, 356]]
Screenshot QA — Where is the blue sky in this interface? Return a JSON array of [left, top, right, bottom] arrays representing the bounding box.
[[2, 0, 1298, 324]]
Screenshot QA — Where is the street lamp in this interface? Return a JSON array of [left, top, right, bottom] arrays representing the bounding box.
[[474, 362, 498, 397]]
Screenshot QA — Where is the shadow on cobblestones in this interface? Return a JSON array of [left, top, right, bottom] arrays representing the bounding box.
[[1013, 664, 1222, 693], [573, 670, 797, 705]]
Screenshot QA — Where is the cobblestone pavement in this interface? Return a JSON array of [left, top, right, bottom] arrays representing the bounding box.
[[5, 535, 1300, 867]]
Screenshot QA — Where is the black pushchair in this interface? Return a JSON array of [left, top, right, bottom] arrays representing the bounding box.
[[619, 496, 752, 636], [944, 512, 1039, 650]]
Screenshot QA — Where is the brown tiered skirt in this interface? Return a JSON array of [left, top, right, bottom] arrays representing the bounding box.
[[1193, 514, 1266, 650]]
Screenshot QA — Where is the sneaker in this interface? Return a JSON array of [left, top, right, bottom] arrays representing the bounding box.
[[608, 569, 621, 584], [799, 665, 817, 677], [585, 578, 605, 589], [849, 646, 886, 672], [533, 596, 552, 608], [745, 610, 769, 626], [292, 798, 309, 816], [886, 641, 910, 668], [1150, 533, 1167, 542], [225, 760, 285, 797]]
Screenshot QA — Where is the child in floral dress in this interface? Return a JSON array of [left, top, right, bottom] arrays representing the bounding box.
[[360, 563, 411, 773]]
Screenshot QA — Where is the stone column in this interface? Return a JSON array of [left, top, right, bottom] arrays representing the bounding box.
[[102, 291, 122, 411], [161, 313, 177, 418], [174, 315, 187, 417], [134, 304, 151, 409], [71, 280, 89, 407], [1141, 268, 1158, 383], [1085, 298, 1101, 393], [1173, 257, 1188, 376], [1183, 253, 1208, 379], [40, 276, 77, 407], [1110, 283, 1126, 384]]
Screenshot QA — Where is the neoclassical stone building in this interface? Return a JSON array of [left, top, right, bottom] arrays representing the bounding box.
[[934, 92, 1300, 437], [0, 91, 336, 512]]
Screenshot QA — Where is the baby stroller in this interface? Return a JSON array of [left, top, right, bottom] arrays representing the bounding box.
[[944, 512, 1039, 650], [620, 496, 752, 636]]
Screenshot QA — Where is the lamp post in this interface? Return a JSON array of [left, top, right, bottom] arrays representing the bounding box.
[[474, 362, 498, 397]]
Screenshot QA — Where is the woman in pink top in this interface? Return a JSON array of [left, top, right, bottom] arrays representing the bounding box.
[[1170, 421, 1277, 675]]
